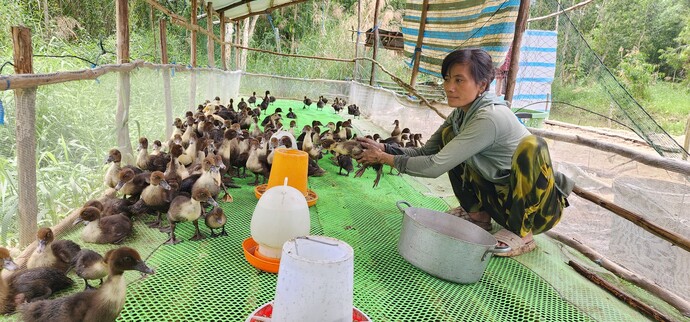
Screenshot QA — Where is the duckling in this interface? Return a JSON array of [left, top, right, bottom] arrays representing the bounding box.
[[390, 119, 401, 138], [104, 149, 122, 188], [150, 140, 163, 156], [164, 187, 218, 244], [75, 207, 132, 245], [321, 139, 384, 187], [245, 139, 270, 186], [71, 249, 107, 290], [316, 96, 325, 111], [248, 92, 257, 107], [178, 132, 198, 166], [303, 96, 312, 109], [135, 137, 150, 170], [131, 171, 173, 227], [0, 247, 18, 314], [20, 247, 155, 322], [286, 108, 296, 119], [26, 228, 81, 273], [337, 154, 354, 176], [8, 266, 73, 306], [205, 206, 227, 237], [179, 156, 221, 200], [114, 168, 149, 200]]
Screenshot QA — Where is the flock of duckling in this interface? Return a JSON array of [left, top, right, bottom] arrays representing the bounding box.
[[0, 90, 423, 321]]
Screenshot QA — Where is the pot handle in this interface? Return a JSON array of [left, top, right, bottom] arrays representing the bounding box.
[[396, 200, 412, 214], [481, 246, 513, 261]]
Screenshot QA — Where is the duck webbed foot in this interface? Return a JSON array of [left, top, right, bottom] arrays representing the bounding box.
[[247, 174, 261, 186], [219, 226, 228, 236], [189, 220, 206, 241], [209, 228, 218, 238], [146, 213, 162, 228]]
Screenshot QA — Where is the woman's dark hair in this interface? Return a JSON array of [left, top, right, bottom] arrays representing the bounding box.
[[441, 49, 495, 92]]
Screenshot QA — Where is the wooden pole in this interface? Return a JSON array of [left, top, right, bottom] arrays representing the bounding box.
[[235, 21, 241, 70], [409, 0, 429, 88], [683, 115, 690, 160], [353, 0, 361, 81], [568, 260, 674, 322], [115, 0, 133, 164], [572, 185, 690, 253], [190, 0, 198, 109], [160, 19, 173, 139], [207, 2, 215, 68], [369, 0, 381, 86], [12, 26, 38, 248], [220, 11, 227, 70], [504, 0, 530, 103]]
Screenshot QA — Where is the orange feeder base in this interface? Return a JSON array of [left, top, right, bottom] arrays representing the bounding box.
[[242, 237, 280, 273]]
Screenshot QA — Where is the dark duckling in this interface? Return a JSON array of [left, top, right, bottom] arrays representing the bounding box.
[[321, 139, 384, 187], [337, 154, 354, 176], [303, 96, 312, 109], [248, 92, 257, 106], [27, 228, 81, 273], [164, 187, 218, 244], [72, 249, 108, 290], [20, 247, 155, 322], [8, 267, 73, 306], [205, 206, 228, 237], [0, 247, 19, 314], [75, 206, 132, 245], [286, 108, 296, 119]]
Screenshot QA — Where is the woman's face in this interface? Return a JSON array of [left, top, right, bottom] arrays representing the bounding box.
[[443, 63, 486, 110]]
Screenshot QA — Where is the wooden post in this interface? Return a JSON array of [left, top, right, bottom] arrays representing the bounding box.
[[235, 21, 241, 70], [12, 26, 38, 247], [190, 0, 198, 109], [683, 115, 690, 160], [207, 2, 215, 68], [369, 0, 381, 86], [409, 0, 429, 88], [504, 0, 530, 103], [160, 19, 173, 139], [220, 12, 227, 70], [115, 0, 133, 164], [353, 0, 361, 81]]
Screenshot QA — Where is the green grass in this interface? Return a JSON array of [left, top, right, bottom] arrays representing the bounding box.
[[550, 80, 689, 136]]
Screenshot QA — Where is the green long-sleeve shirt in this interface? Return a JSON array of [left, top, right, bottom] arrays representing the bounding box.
[[387, 93, 574, 196]]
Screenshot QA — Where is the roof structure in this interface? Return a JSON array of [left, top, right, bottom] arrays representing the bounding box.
[[210, 0, 307, 21]]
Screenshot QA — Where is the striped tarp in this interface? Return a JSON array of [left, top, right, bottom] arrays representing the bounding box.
[[402, 0, 521, 77]]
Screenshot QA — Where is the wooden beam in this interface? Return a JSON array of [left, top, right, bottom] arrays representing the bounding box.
[[504, 0, 530, 103], [207, 2, 215, 68], [220, 11, 227, 70], [191, 0, 198, 67], [369, 0, 381, 86], [0, 62, 144, 91], [115, 0, 133, 164], [11, 26, 38, 248], [235, 21, 241, 70], [160, 19, 173, 139], [572, 185, 690, 254], [409, 0, 429, 88]]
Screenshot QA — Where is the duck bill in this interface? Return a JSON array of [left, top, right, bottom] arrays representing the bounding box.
[[73, 218, 89, 226], [134, 261, 155, 275], [114, 181, 125, 191], [104, 156, 114, 164], [36, 239, 47, 253], [160, 180, 171, 190], [206, 197, 219, 207], [3, 259, 18, 271]]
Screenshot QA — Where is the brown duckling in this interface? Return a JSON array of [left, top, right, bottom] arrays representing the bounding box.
[[8, 266, 73, 308], [27, 228, 81, 273], [204, 206, 227, 237], [72, 249, 107, 290], [20, 247, 155, 322], [103, 149, 122, 188], [164, 187, 218, 244], [321, 139, 384, 187], [135, 137, 150, 170], [0, 247, 19, 314], [114, 168, 149, 199], [75, 206, 132, 245], [130, 171, 173, 227], [337, 154, 354, 176]]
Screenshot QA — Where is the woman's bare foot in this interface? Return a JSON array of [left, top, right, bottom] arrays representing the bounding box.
[[497, 232, 533, 247]]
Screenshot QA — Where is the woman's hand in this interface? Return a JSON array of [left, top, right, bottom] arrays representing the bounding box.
[[356, 137, 385, 152], [356, 146, 383, 166]]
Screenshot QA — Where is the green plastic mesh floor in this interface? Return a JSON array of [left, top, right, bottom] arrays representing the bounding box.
[[3, 101, 680, 322]]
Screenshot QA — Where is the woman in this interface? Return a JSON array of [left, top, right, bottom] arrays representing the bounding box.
[[356, 48, 573, 257]]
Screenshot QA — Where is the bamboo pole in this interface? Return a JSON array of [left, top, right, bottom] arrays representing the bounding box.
[[683, 113, 690, 160], [528, 128, 690, 176], [571, 185, 690, 253], [190, 0, 198, 110], [220, 11, 227, 70], [12, 26, 38, 248], [504, 0, 530, 103], [207, 2, 215, 68], [115, 0, 134, 165], [353, 0, 361, 81], [160, 19, 173, 139], [568, 260, 674, 322], [546, 230, 690, 317], [409, 0, 429, 88], [369, 0, 381, 86]]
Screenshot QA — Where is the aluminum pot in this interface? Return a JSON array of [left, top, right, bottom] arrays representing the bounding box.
[[396, 201, 510, 284]]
